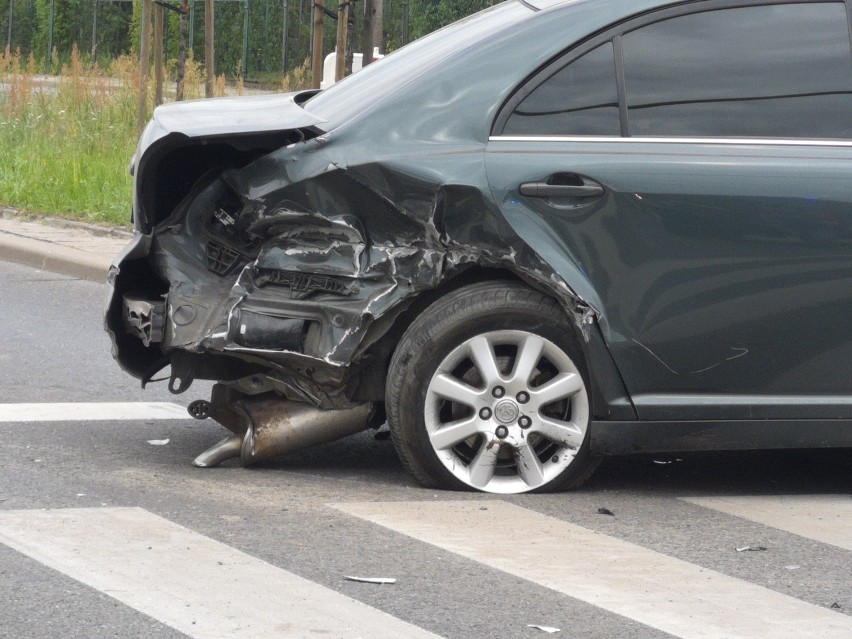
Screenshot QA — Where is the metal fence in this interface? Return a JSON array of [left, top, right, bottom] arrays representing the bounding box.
[[1, 0, 495, 80]]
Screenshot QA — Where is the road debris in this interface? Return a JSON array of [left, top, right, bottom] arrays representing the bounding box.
[[527, 624, 560, 633], [736, 545, 767, 552], [831, 602, 842, 609], [344, 576, 397, 585], [147, 439, 170, 446], [785, 565, 800, 570], [597, 507, 615, 516]]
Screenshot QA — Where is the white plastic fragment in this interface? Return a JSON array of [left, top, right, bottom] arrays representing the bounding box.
[[736, 545, 768, 552], [785, 565, 801, 570], [527, 624, 561, 633], [147, 439, 170, 446], [344, 576, 397, 585]]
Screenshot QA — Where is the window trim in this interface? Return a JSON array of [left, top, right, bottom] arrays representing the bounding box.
[[491, 0, 852, 139], [488, 135, 852, 147]]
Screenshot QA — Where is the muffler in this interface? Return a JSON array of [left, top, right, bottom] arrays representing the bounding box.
[[193, 397, 374, 468]]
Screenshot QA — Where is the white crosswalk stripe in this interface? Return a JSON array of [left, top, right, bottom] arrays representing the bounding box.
[[332, 500, 852, 639], [0, 402, 191, 422], [0, 507, 444, 639], [682, 495, 852, 551], [0, 498, 849, 639]]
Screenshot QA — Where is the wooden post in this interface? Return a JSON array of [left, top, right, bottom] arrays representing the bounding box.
[[176, 0, 189, 101], [6, 0, 13, 50], [281, 0, 289, 72], [154, 2, 165, 106], [91, 0, 98, 60], [241, 0, 249, 79], [137, 0, 152, 133], [47, 0, 55, 64], [311, 0, 324, 89], [335, 0, 349, 81], [372, 0, 382, 54], [189, 0, 195, 51], [344, 0, 354, 75], [205, 0, 215, 97], [361, 0, 374, 67], [401, 0, 409, 45]]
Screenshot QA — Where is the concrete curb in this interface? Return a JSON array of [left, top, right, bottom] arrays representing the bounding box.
[[0, 212, 130, 283], [0, 207, 132, 239], [0, 233, 112, 282]]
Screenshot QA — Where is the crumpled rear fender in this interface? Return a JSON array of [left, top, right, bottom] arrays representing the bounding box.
[[108, 135, 604, 409]]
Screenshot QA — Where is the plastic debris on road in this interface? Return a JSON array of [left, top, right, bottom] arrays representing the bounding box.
[[527, 624, 561, 633], [597, 507, 615, 516], [147, 439, 170, 446], [344, 576, 397, 585], [736, 545, 768, 552]]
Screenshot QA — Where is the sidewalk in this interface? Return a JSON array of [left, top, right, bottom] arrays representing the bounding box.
[[0, 210, 131, 283]]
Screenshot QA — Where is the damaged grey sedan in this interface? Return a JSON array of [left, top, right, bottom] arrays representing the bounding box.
[[106, 0, 852, 493]]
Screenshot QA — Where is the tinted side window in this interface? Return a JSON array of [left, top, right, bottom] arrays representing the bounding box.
[[503, 42, 620, 136], [622, 3, 852, 138]]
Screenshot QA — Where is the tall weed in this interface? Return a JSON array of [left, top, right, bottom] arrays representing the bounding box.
[[0, 46, 137, 224], [0, 48, 258, 225]]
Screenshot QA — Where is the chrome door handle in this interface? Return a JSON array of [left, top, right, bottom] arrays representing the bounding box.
[[519, 175, 603, 199]]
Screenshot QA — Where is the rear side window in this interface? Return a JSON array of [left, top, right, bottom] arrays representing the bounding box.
[[497, 1, 852, 140], [502, 42, 620, 136], [622, 3, 852, 138]]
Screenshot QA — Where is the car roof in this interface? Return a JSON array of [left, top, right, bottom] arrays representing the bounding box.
[[306, 0, 690, 145]]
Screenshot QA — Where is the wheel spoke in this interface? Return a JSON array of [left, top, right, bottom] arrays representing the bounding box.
[[430, 373, 482, 407], [535, 416, 585, 450], [515, 443, 545, 487], [468, 335, 503, 386], [429, 416, 480, 451], [531, 372, 583, 407], [510, 334, 544, 385], [468, 441, 500, 488]]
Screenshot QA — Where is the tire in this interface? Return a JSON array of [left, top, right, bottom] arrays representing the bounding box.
[[386, 281, 600, 494]]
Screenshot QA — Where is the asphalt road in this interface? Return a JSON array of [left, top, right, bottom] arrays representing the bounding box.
[[0, 260, 850, 639]]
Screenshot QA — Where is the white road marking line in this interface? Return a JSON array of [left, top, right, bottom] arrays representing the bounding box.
[[332, 500, 852, 639], [682, 495, 852, 551], [0, 402, 191, 422], [0, 508, 443, 639]]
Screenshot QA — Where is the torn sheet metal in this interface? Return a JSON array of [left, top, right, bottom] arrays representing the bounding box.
[[106, 129, 595, 412]]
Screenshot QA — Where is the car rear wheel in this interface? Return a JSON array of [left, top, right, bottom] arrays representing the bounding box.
[[386, 281, 599, 493]]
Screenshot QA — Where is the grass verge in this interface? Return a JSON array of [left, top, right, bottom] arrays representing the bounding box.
[[1, 48, 310, 226], [0, 48, 139, 225]]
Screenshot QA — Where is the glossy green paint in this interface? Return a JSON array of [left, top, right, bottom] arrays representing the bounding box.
[[486, 139, 852, 419]]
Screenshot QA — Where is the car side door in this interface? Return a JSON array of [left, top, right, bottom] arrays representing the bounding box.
[[485, 0, 852, 421]]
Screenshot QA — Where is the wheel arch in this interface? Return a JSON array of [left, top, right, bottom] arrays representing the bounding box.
[[354, 266, 636, 421]]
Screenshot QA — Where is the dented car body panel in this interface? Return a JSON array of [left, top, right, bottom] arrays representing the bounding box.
[[107, 0, 852, 469], [108, 0, 619, 409]]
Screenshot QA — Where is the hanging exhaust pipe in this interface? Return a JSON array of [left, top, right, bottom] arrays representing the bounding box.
[[193, 397, 374, 468]]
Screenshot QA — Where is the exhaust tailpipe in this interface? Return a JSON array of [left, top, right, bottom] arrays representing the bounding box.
[[193, 399, 374, 468]]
